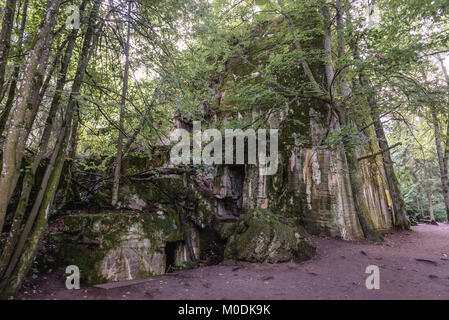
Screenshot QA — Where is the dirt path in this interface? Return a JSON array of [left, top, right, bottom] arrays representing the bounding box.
[[17, 224, 449, 300]]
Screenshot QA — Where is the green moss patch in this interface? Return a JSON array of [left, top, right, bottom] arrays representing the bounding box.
[[224, 209, 315, 263]]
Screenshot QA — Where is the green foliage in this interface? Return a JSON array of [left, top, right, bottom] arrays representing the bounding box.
[[389, 117, 448, 221], [171, 260, 196, 271]]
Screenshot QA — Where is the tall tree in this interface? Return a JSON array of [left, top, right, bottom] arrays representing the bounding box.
[[360, 76, 411, 229], [112, 1, 131, 207], [341, 0, 411, 229], [0, 0, 28, 136], [0, 0, 18, 98], [433, 56, 449, 221], [0, 0, 61, 233], [0, 0, 89, 280], [0, 0, 102, 296]]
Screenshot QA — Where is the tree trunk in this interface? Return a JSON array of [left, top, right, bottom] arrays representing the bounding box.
[[0, 7, 88, 277], [6, 32, 61, 205], [335, 107, 382, 240], [341, 0, 409, 230], [320, 4, 335, 98], [335, 0, 351, 99], [361, 77, 410, 229], [0, 163, 33, 279], [0, 0, 28, 137], [437, 55, 449, 222], [0, 52, 60, 279], [422, 161, 435, 221], [0, 0, 61, 233], [319, 3, 381, 240], [431, 109, 449, 220], [0, 0, 18, 97], [0, 0, 102, 296], [112, 2, 131, 207]]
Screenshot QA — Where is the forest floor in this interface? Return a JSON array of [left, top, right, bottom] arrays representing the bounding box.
[[17, 223, 449, 300]]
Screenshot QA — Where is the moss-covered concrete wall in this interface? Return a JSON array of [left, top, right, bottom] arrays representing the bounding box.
[[52, 172, 215, 285], [232, 105, 393, 240], [58, 210, 202, 285], [209, 15, 394, 240]]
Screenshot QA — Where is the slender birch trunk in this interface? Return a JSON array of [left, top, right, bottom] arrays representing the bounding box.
[[112, 2, 131, 207], [437, 56, 449, 222], [422, 161, 435, 221], [431, 110, 449, 220], [0, 0, 28, 136], [0, 0, 18, 97]]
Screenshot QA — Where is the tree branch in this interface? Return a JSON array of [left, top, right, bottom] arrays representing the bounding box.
[[358, 142, 402, 161]]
